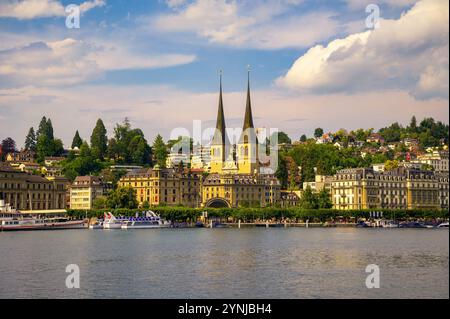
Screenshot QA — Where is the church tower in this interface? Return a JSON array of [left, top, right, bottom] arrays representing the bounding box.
[[237, 68, 259, 175], [210, 72, 229, 174]]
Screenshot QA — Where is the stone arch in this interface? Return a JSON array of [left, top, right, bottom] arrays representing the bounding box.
[[205, 197, 231, 208]]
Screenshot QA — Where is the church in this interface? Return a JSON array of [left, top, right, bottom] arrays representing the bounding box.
[[201, 72, 281, 208]]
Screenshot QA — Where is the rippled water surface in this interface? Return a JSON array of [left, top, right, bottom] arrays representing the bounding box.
[[0, 228, 448, 298]]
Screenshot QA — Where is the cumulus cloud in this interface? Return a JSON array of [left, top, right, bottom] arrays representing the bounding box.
[[0, 0, 105, 19], [0, 38, 196, 86], [153, 0, 338, 49], [276, 0, 449, 99], [0, 85, 448, 148]]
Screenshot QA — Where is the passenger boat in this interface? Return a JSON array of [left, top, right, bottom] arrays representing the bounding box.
[[356, 220, 370, 228], [380, 220, 399, 228], [437, 222, 449, 228], [121, 211, 170, 229], [102, 212, 126, 229], [399, 221, 427, 228], [89, 220, 104, 229], [1, 217, 86, 231], [1, 200, 86, 231]]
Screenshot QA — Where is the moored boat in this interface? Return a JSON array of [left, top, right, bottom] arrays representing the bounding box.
[[380, 220, 399, 228], [89, 220, 104, 229], [121, 211, 170, 229], [399, 221, 427, 228], [1, 217, 86, 231], [1, 200, 86, 231], [437, 222, 449, 228], [103, 212, 126, 229]]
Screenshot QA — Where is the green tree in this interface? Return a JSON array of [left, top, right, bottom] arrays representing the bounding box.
[[92, 196, 108, 209], [71, 130, 83, 149], [385, 160, 399, 171], [61, 142, 101, 181], [272, 131, 292, 144], [90, 119, 108, 160], [100, 168, 127, 188], [46, 118, 54, 140], [107, 187, 138, 209], [1, 137, 16, 160], [79, 141, 91, 157], [142, 201, 150, 209], [299, 186, 318, 209], [421, 163, 434, 171], [24, 127, 36, 152], [36, 134, 53, 162], [317, 189, 332, 209], [51, 139, 64, 157], [379, 122, 402, 142], [106, 119, 152, 164], [153, 134, 168, 167], [129, 135, 152, 165], [286, 156, 300, 190], [36, 116, 62, 162], [300, 134, 307, 142], [36, 116, 48, 138], [275, 154, 288, 189], [314, 128, 324, 138], [409, 115, 418, 133]]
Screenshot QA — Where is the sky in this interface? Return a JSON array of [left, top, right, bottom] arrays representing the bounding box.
[[0, 0, 448, 148]]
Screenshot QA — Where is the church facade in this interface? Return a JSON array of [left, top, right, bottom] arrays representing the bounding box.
[[202, 73, 281, 208]]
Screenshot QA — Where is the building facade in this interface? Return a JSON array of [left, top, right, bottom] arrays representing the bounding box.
[[0, 166, 67, 211], [414, 150, 449, 172], [70, 176, 108, 210], [202, 173, 280, 208], [118, 166, 202, 208], [332, 167, 446, 210], [303, 175, 333, 193]]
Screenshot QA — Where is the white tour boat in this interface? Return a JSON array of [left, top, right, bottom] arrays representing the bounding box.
[[380, 220, 399, 228], [102, 212, 126, 229], [437, 222, 449, 228], [121, 211, 170, 229]]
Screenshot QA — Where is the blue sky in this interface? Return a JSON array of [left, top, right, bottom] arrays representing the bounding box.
[[0, 0, 448, 147]]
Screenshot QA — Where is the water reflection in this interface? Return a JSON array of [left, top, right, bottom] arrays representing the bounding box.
[[0, 228, 448, 299]]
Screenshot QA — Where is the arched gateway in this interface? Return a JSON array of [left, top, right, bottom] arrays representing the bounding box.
[[205, 198, 231, 208]]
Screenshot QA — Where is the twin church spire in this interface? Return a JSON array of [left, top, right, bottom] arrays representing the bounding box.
[[212, 68, 255, 144], [210, 68, 258, 175]]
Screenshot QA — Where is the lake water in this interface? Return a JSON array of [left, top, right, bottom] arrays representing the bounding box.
[[0, 228, 448, 299]]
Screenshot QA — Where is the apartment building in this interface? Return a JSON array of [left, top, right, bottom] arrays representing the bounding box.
[[118, 166, 202, 208], [332, 167, 445, 210]]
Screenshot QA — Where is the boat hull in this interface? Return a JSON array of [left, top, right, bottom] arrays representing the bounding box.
[[0, 220, 86, 232], [121, 223, 170, 229], [103, 223, 123, 229]]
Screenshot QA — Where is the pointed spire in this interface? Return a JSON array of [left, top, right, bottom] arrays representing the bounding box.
[[212, 70, 228, 146], [243, 65, 254, 131]]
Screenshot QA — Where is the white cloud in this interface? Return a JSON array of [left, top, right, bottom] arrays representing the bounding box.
[[0, 0, 106, 19], [0, 85, 447, 148], [0, 38, 196, 86], [276, 0, 449, 99], [79, 0, 106, 13], [153, 0, 338, 49], [346, 0, 418, 10]]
